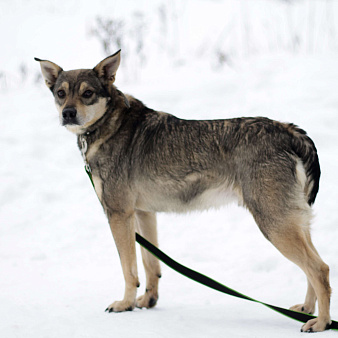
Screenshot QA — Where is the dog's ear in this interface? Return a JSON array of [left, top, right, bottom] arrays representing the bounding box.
[[35, 58, 63, 89], [93, 49, 121, 84]]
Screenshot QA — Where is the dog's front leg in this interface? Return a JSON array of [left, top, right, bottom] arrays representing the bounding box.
[[135, 211, 161, 309], [106, 210, 139, 312]]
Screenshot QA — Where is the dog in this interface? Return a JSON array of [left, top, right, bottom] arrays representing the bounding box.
[[35, 50, 331, 332]]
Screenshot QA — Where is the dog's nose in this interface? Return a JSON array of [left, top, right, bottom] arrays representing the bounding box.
[[62, 107, 77, 123]]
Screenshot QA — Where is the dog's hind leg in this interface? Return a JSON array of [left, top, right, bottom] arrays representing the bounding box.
[[106, 211, 140, 312], [135, 211, 161, 309], [289, 228, 319, 315], [251, 204, 331, 332], [290, 278, 316, 315]]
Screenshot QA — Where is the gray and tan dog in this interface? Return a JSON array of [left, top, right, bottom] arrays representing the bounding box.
[[35, 50, 331, 332]]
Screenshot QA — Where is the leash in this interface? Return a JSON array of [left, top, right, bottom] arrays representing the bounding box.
[[84, 166, 338, 331], [136, 232, 338, 331]]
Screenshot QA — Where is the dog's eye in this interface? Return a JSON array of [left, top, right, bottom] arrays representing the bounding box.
[[83, 90, 94, 99], [57, 90, 66, 99]]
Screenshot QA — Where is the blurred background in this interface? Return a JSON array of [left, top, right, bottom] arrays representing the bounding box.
[[1, 0, 338, 87]]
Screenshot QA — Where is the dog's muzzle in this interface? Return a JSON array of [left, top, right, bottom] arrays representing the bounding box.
[[62, 107, 78, 125]]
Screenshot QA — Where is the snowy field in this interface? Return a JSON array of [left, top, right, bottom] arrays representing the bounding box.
[[1, 0, 338, 337]]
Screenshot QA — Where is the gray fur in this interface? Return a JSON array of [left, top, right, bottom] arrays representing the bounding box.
[[35, 51, 331, 332]]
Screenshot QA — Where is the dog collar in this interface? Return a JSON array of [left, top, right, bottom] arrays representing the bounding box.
[[79, 134, 91, 173]]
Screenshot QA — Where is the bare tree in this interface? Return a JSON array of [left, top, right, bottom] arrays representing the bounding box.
[[91, 17, 125, 55]]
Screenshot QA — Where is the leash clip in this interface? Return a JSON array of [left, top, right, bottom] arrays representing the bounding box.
[[80, 135, 91, 173]]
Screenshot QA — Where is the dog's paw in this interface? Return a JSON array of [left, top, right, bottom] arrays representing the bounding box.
[[136, 290, 158, 309], [301, 318, 331, 333], [290, 303, 315, 315], [105, 300, 135, 313]]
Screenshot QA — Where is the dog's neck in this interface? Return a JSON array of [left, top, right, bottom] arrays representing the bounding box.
[[82, 88, 129, 137], [76, 88, 130, 168]]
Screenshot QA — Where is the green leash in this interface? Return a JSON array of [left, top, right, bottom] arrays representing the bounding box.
[[85, 167, 338, 331], [136, 232, 338, 331]]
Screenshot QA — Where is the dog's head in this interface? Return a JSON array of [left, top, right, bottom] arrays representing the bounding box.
[[35, 50, 123, 134]]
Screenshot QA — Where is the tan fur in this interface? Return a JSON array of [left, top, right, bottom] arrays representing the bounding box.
[[79, 81, 90, 94], [269, 219, 331, 332], [74, 98, 108, 132], [135, 211, 161, 308], [55, 97, 108, 134], [59, 81, 69, 94], [135, 179, 243, 213], [106, 210, 139, 312], [92, 175, 103, 202], [35, 51, 331, 332]]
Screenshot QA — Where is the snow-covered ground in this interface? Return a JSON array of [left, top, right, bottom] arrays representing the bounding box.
[[1, 1, 338, 337]]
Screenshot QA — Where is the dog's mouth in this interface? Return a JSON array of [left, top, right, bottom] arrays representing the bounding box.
[[62, 118, 80, 126]]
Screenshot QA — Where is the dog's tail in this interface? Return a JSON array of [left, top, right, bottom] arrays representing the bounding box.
[[284, 123, 321, 206]]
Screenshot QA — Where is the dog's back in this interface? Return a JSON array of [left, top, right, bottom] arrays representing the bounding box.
[[35, 51, 331, 332], [106, 110, 320, 216]]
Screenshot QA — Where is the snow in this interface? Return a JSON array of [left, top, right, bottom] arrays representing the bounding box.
[[1, 0, 338, 337]]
